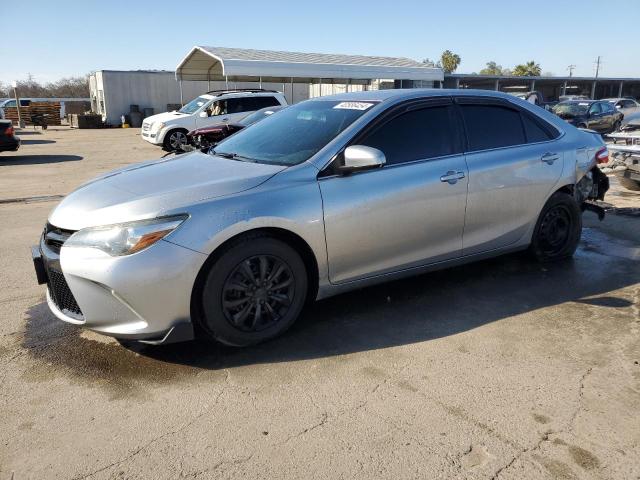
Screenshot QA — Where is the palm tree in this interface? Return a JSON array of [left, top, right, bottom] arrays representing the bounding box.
[[512, 61, 542, 76]]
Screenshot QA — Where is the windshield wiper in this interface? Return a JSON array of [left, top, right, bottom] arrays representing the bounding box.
[[212, 150, 237, 159], [211, 150, 258, 163]]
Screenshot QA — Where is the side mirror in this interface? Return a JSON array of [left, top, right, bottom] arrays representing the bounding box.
[[339, 145, 386, 173], [199, 111, 208, 118]]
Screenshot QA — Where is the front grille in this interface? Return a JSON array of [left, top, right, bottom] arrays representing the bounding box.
[[142, 122, 150, 131], [44, 223, 75, 254], [47, 268, 83, 317]]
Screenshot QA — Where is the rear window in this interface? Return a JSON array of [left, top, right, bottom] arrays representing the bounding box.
[[460, 104, 525, 151], [522, 114, 555, 142]]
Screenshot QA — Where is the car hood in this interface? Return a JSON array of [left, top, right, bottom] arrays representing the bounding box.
[[49, 152, 286, 230], [145, 111, 189, 124], [555, 111, 584, 121]]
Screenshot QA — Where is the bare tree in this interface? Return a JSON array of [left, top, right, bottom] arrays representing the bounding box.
[[1, 75, 90, 98]]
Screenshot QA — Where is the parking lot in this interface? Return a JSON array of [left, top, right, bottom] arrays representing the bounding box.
[[1, 126, 639, 479]]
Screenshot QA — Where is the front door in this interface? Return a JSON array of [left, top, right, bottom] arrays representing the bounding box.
[[195, 99, 247, 129], [319, 100, 468, 283]]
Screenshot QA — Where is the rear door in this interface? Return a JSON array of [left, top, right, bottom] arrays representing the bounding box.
[[319, 99, 469, 283], [456, 98, 564, 255]]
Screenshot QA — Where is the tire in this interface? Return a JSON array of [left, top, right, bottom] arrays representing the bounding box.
[[577, 123, 587, 129], [197, 234, 308, 346], [162, 129, 188, 151], [618, 176, 640, 191], [529, 192, 582, 262], [612, 120, 622, 132]]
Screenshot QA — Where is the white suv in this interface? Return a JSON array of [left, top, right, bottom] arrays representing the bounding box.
[[141, 89, 288, 150]]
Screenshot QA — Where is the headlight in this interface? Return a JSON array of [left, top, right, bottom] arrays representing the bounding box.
[[65, 215, 188, 256], [156, 122, 166, 130]]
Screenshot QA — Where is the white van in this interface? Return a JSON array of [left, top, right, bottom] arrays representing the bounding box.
[[141, 89, 287, 151]]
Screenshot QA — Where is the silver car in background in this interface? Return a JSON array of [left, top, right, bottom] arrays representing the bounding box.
[[32, 89, 609, 347]]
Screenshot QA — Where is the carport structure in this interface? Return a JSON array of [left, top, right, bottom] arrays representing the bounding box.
[[175, 46, 444, 104]]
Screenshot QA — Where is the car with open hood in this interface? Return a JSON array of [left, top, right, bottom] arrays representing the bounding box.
[[33, 89, 609, 347], [552, 99, 623, 133]]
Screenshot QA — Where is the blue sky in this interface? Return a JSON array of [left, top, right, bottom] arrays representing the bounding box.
[[3, 0, 639, 83]]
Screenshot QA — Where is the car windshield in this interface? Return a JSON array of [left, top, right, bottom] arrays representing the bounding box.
[[212, 100, 378, 165], [237, 107, 284, 127], [179, 96, 210, 114], [553, 102, 590, 115]]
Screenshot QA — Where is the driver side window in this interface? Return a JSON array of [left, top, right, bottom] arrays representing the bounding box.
[[208, 100, 227, 117], [589, 103, 602, 114]]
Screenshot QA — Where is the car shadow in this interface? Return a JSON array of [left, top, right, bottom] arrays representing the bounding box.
[[20, 224, 640, 384], [20, 139, 56, 145], [0, 154, 82, 165]]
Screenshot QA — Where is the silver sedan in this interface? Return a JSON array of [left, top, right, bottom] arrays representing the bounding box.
[[33, 89, 609, 346]]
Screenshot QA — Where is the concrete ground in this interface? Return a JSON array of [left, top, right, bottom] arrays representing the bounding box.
[[0, 127, 639, 480]]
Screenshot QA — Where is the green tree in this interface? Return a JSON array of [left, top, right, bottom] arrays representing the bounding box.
[[440, 50, 461, 74], [479, 61, 504, 75], [512, 61, 542, 76]]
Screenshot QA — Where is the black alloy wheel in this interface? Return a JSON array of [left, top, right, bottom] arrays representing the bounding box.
[[198, 234, 308, 346], [221, 255, 295, 332]]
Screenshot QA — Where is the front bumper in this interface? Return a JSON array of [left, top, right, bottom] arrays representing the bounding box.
[[33, 231, 207, 343], [141, 125, 164, 145]]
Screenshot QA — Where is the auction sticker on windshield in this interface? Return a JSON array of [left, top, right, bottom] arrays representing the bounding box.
[[333, 102, 375, 110]]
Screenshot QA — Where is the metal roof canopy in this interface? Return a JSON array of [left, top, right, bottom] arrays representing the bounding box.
[[176, 46, 444, 83]]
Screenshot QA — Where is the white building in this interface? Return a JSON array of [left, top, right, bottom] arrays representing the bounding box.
[[90, 46, 443, 125]]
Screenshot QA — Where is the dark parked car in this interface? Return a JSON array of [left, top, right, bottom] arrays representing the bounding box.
[[0, 120, 20, 152], [552, 100, 623, 133], [182, 105, 285, 151]]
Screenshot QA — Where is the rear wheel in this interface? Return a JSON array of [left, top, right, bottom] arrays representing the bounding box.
[[529, 192, 582, 262], [163, 129, 188, 151], [612, 120, 622, 132], [198, 234, 308, 346]]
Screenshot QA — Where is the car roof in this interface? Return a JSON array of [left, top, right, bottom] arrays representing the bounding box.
[[309, 88, 533, 103]]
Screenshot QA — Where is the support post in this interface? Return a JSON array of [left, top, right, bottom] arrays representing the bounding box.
[[530, 80, 536, 91], [290, 77, 294, 103], [455, 78, 460, 89], [618, 81, 624, 97], [179, 79, 184, 106], [494, 79, 500, 91], [259, 76, 262, 88], [562, 81, 567, 96], [591, 81, 597, 99], [225, 75, 229, 89], [13, 84, 23, 128]]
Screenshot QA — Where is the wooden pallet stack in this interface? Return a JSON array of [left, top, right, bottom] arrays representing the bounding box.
[[3, 102, 62, 126]]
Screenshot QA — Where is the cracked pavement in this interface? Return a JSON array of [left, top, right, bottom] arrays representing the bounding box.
[[1, 127, 639, 479]]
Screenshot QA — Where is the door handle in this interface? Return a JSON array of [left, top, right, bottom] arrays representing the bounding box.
[[440, 170, 465, 184], [541, 152, 559, 164], [221, 117, 229, 122]]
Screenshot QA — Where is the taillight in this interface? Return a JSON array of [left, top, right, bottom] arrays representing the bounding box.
[[5, 126, 14, 136], [595, 147, 609, 164]]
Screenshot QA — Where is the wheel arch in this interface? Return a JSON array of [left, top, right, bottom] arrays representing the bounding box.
[[189, 227, 320, 332]]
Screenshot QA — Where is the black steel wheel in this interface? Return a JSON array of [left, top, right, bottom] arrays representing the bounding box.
[[529, 192, 582, 262], [198, 234, 308, 346]]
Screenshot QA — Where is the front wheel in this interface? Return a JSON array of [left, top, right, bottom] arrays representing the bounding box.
[[163, 129, 188, 151], [529, 192, 582, 262], [198, 234, 308, 346]]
